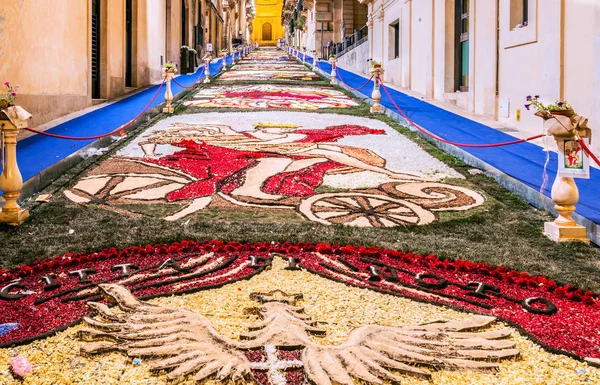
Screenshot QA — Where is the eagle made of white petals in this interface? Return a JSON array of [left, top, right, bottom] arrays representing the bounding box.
[[78, 284, 519, 384]]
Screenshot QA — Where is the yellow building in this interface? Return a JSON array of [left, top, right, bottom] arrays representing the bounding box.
[[251, 0, 285, 45]]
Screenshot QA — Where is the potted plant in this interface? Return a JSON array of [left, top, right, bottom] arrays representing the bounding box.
[[163, 61, 178, 74], [367, 58, 382, 69], [0, 82, 19, 110], [525, 95, 574, 119], [296, 15, 306, 30]]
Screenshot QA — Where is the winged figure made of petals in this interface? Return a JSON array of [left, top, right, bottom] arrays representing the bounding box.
[[78, 284, 519, 384]]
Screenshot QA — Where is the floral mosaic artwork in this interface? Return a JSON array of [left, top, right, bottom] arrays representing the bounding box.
[[184, 84, 359, 109], [238, 59, 296, 64], [1, 241, 599, 384], [64, 112, 485, 225], [232, 64, 308, 71], [218, 70, 321, 82]]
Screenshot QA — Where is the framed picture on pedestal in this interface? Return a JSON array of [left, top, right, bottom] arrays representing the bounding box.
[[558, 138, 590, 179]]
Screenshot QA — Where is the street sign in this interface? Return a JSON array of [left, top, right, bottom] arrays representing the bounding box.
[[316, 12, 333, 22]]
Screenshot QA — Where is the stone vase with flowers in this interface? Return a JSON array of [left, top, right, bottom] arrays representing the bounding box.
[[0, 82, 19, 110]]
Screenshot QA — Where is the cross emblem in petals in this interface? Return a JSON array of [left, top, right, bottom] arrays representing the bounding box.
[[249, 345, 303, 385]]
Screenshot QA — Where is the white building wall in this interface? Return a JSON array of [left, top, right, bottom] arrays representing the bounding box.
[[358, 0, 599, 155], [146, 0, 167, 83]]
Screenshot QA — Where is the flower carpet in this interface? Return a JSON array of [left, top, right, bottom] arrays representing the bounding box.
[[3, 47, 599, 384], [63, 112, 485, 224], [231, 64, 308, 71], [184, 84, 359, 110], [218, 70, 321, 82], [0, 241, 599, 384]]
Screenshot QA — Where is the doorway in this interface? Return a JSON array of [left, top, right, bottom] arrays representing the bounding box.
[[125, 0, 133, 87], [91, 0, 101, 98], [181, 0, 187, 46], [455, 0, 469, 92], [262, 23, 272, 41]]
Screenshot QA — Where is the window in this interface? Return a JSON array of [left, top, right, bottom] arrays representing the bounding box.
[[389, 20, 399, 60], [503, 0, 536, 48], [510, 0, 529, 30]]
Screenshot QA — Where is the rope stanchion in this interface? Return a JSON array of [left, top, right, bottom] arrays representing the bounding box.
[[378, 77, 544, 148], [334, 67, 373, 91], [22, 79, 166, 141], [578, 138, 600, 167]]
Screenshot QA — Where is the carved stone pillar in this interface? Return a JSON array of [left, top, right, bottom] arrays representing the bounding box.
[[0, 106, 32, 226]]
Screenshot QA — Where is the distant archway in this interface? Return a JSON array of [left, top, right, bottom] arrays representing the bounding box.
[[262, 22, 272, 41]]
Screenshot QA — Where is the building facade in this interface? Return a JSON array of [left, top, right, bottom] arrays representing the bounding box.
[[284, 0, 367, 57], [287, 0, 599, 156], [223, 0, 255, 51], [326, 0, 599, 155], [252, 0, 285, 45], [0, 0, 237, 129]]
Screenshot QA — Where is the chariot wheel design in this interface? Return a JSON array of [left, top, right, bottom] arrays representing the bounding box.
[[299, 192, 436, 227]]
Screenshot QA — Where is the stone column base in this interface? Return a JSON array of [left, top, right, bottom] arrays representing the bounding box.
[[544, 222, 590, 244], [0, 209, 30, 226], [370, 105, 383, 114], [163, 106, 175, 113]]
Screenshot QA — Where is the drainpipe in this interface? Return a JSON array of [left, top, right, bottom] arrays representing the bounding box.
[[495, 0, 500, 120]]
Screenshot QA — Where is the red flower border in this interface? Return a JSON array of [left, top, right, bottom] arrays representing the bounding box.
[[0, 240, 598, 364]]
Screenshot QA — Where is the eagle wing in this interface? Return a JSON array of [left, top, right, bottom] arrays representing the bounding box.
[[77, 284, 251, 383], [302, 315, 519, 385]]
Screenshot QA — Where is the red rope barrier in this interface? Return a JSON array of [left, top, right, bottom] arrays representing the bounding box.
[[315, 60, 328, 73], [578, 138, 600, 167], [22, 78, 166, 141], [378, 77, 544, 148], [172, 67, 205, 89], [335, 67, 373, 91]]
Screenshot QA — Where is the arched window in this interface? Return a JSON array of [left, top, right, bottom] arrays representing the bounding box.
[[262, 22, 272, 41]]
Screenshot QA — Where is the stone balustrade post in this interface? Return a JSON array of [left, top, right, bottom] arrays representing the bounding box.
[[369, 67, 384, 113], [329, 58, 338, 85], [0, 106, 32, 226], [163, 70, 176, 113]]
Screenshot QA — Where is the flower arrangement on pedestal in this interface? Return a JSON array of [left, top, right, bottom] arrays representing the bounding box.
[[163, 61, 178, 74], [296, 15, 307, 31], [524, 95, 591, 138], [367, 59, 383, 76], [328, 54, 337, 62], [523, 95, 592, 245], [525, 95, 574, 119], [0, 82, 19, 109], [367, 58, 382, 69]]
